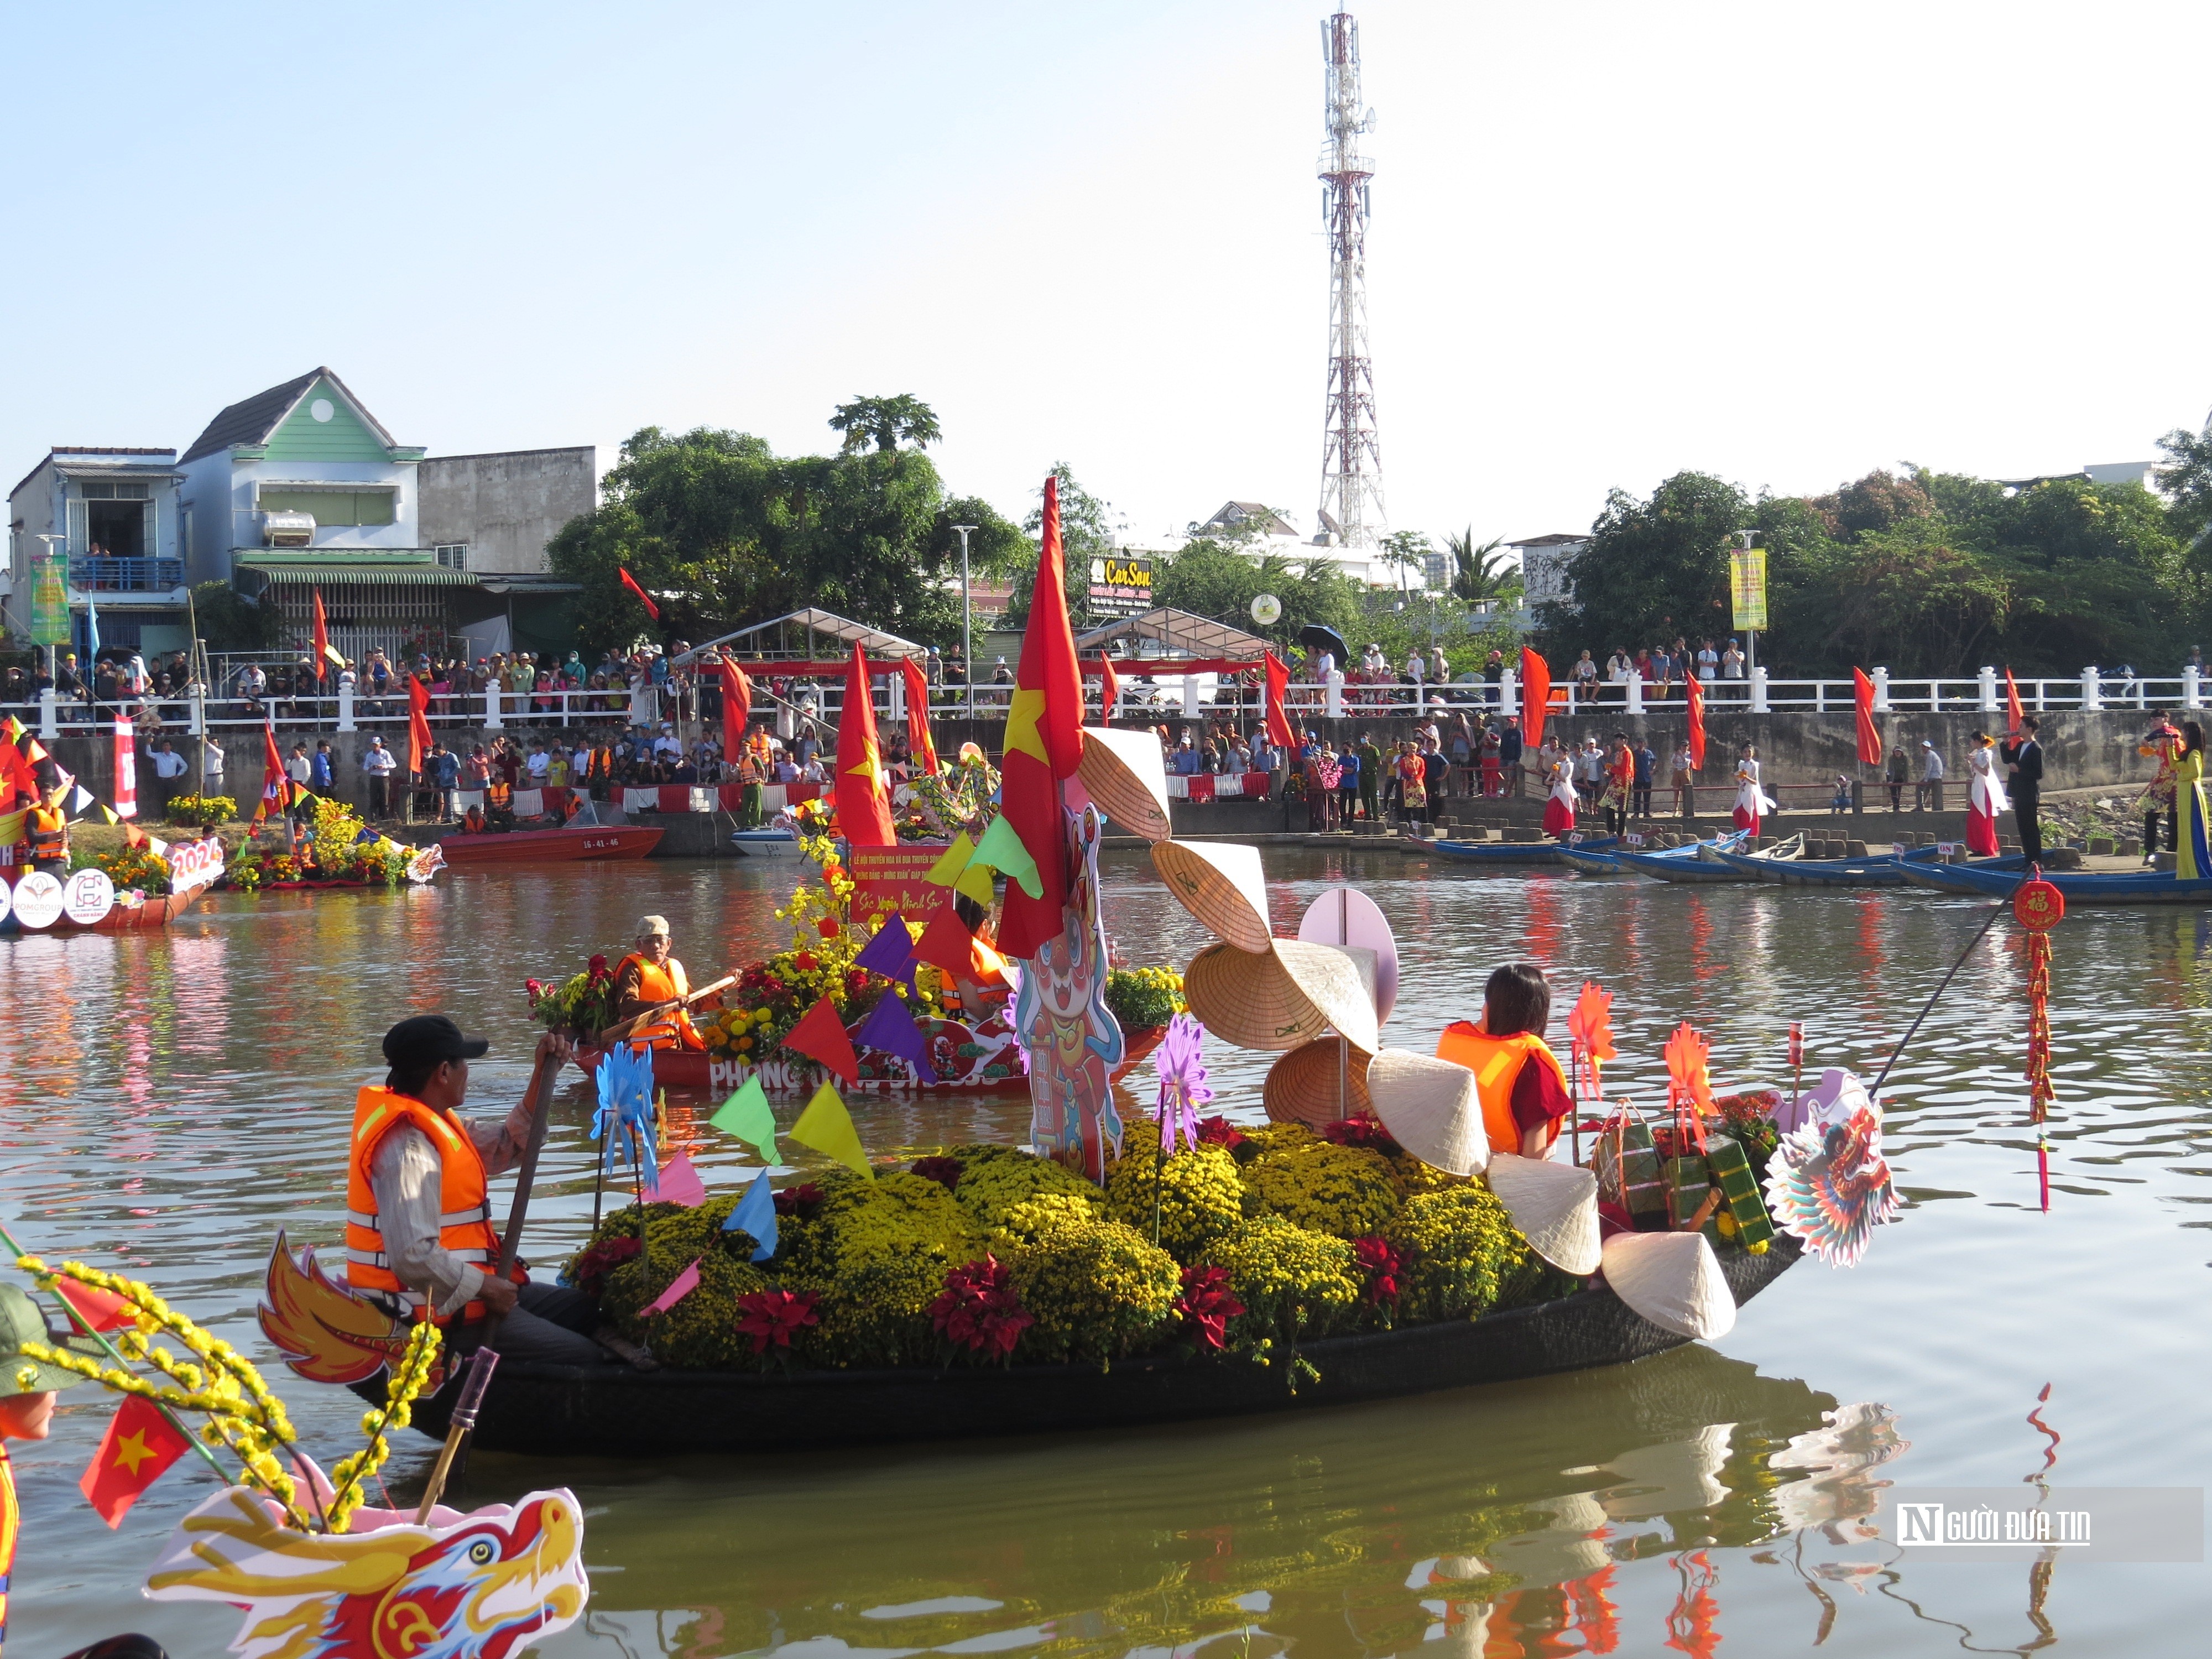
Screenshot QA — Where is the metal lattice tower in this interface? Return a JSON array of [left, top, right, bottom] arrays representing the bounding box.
[[1317, 7, 1385, 554]]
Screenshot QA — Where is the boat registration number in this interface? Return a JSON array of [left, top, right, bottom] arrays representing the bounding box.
[[580, 836, 624, 852]]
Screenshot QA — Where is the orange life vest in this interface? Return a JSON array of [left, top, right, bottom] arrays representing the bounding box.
[[344, 1086, 518, 1324], [614, 952, 701, 1050], [1434, 1021, 1572, 1155], [28, 806, 66, 863]]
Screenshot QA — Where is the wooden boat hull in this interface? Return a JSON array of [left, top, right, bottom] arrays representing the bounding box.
[[1904, 858, 2212, 905], [1710, 848, 1908, 887], [1558, 847, 1625, 874], [1566, 831, 1748, 878], [1625, 846, 1757, 882], [395, 1238, 1800, 1455], [1432, 836, 1618, 866], [2, 883, 206, 935], [437, 826, 663, 863]]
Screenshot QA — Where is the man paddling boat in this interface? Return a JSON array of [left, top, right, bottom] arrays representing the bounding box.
[[346, 1015, 648, 1367], [612, 914, 713, 1049]]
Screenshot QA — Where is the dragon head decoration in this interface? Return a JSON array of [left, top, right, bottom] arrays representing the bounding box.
[[145, 1481, 588, 1659]]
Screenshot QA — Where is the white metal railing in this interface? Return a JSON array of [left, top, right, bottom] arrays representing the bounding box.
[[7, 666, 2197, 741]]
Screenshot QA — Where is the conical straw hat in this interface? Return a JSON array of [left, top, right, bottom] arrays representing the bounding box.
[[1078, 726, 1173, 842], [1263, 1036, 1373, 1124], [1184, 939, 1379, 1053], [1598, 1230, 1737, 1340], [1485, 1152, 1601, 1275], [1152, 840, 1271, 953], [1366, 1047, 1487, 1175]]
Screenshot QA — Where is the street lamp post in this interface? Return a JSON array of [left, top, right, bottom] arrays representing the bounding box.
[[951, 523, 978, 719]]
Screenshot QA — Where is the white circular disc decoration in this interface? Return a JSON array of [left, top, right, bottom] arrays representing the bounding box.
[[11, 871, 65, 930], [1250, 593, 1283, 626], [0, 878, 12, 925], [1297, 887, 1400, 1023], [310, 398, 335, 422], [63, 867, 116, 926]]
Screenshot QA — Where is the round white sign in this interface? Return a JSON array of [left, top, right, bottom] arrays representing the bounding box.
[[0, 877, 12, 926], [1250, 593, 1283, 625], [10, 870, 65, 931], [62, 867, 116, 926]]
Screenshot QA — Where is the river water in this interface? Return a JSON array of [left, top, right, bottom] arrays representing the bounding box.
[[4, 848, 2208, 1657]]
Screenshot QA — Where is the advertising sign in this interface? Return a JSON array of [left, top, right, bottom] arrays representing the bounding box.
[[165, 836, 227, 893], [29, 555, 69, 646], [847, 843, 951, 920], [1087, 556, 1154, 617], [10, 870, 64, 930], [1729, 547, 1768, 632], [62, 867, 115, 926]]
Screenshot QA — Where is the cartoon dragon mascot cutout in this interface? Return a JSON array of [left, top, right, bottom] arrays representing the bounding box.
[[1015, 804, 1126, 1180]]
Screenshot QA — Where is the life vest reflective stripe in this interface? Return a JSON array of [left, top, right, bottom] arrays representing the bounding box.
[[1434, 1021, 1571, 1155], [343, 1086, 517, 1324]]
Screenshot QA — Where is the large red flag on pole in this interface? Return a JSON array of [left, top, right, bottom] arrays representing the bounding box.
[[1851, 667, 1884, 765], [254, 719, 287, 822], [1519, 647, 1552, 751], [1087, 655, 1120, 720], [310, 589, 333, 682], [717, 654, 753, 745], [407, 672, 432, 776], [1683, 660, 1706, 771], [617, 566, 661, 621], [1261, 650, 1296, 750], [899, 658, 939, 773], [2004, 667, 2025, 737], [996, 476, 1086, 961], [834, 641, 897, 846]]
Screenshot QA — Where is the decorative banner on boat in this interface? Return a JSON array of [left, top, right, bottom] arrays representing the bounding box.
[[62, 867, 116, 926], [144, 1480, 589, 1658], [112, 716, 137, 819], [9, 869, 65, 930], [1016, 804, 1126, 1181], [848, 843, 952, 920], [166, 834, 227, 893]]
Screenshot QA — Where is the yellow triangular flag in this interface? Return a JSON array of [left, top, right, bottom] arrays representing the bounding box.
[[925, 831, 975, 887], [954, 860, 998, 907], [789, 1080, 872, 1180]]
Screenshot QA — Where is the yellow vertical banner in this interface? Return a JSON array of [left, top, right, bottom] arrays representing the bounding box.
[[1729, 547, 1768, 632]]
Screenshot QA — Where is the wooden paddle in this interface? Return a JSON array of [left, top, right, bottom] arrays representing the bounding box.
[[595, 973, 737, 1046], [414, 1044, 562, 1524]]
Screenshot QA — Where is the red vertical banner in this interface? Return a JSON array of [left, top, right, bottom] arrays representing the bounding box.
[[718, 655, 753, 741], [1851, 667, 1882, 765], [112, 716, 137, 818], [2004, 667, 2025, 737], [1261, 650, 1296, 750], [407, 674, 432, 775], [1683, 664, 1705, 771]]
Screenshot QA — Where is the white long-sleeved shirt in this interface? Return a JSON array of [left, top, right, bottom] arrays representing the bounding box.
[[366, 1097, 533, 1319]]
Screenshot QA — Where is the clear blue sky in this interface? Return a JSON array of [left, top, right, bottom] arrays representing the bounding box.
[[5, 1, 2207, 551]]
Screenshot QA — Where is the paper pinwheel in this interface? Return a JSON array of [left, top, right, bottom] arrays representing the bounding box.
[[591, 1045, 661, 1195], [1154, 1013, 1213, 1156]]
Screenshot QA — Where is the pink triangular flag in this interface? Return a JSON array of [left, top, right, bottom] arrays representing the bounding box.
[[655, 1151, 708, 1208], [639, 1258, 701, 1317]]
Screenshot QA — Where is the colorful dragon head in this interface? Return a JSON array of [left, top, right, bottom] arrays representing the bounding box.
[[145, 1482, 588, 1659]]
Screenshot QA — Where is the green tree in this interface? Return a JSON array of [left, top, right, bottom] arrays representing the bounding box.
[[1537, 472, 1746, 658], [827, 394, 942, 455], [1443, 528, 1518, 604], [192, 580, 283, 652], [2156, 411, 2212, 550]]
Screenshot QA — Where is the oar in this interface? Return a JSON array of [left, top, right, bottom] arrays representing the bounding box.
[[595, 974, 738, 1046], [414, 1044, 561, 1524]]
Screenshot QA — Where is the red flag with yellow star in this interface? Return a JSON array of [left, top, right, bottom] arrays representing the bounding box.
[[996, 476, 1086, 960], [833, 641, 896, 846], [80, 1395, 191, 1526]]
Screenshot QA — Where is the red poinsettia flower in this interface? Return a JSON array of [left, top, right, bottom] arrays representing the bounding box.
[[1194, 1116, 1246, 1150], [1320, 1113, 1403, 1156], [1173, 1263, 1245, 1350], [910, 1156, 964, 1191], [734, 1288, 821, 1354], [1352, 1235, 1403, 1307], [928, 1254, 1033, 1359], [571, 1233, 641, 1297], [770, 1182, 825, 1220]]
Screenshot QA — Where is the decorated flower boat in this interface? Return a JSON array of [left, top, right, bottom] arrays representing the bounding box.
[[1, 834, 227, 935]]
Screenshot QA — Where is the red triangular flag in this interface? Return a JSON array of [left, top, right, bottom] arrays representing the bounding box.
[[2004, 667, 2025, 738], [1261, 650, 1296, 750], [1091, 654, 1120, 718], [912, 902, 1008, 987], [1851, 667, 1883, 765], [779, 994, 860, 1086], [1683, 659, 1705, 771], [1519, 646, 1552, 751], [833, 641, 897, 846], [997, 476, 1086, 960], [80, 1395, 191, 1527], [617, 566, 661, 621]]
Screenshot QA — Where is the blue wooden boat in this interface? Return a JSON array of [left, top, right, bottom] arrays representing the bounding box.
[[1431, 833, 1618, 867], [1626, 840, 1762, 883], [1707, 831, 1909, 888], [1901, 857, 2209, 906], [1562, 829, 1749, 875]]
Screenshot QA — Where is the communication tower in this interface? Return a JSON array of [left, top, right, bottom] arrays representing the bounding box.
[[1317, 7, 1384, 554]]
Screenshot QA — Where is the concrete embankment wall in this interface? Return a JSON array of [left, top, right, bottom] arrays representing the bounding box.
[[35, 707, 2163, 837]]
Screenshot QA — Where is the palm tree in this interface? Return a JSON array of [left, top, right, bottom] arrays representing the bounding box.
[[828, 395, 943, 455], [1444, 528, 1515, 604]]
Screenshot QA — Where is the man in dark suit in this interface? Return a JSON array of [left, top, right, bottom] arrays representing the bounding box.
[[2002, 715, 2045, 862]]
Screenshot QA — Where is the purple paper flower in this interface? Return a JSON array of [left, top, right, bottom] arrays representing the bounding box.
[[1154, 1013, 1213, 1156]]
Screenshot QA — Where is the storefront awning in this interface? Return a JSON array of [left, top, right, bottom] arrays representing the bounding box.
[[234, 554, 476, 587]]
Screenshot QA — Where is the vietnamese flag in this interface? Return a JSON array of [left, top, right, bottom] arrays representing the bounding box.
[[80, 1395, 191, 1527], [719, 654, 754, 744], [833, 641, 896, 846], [1683, 656, 1706, 771], [996, 476, 1086, 962], [1261, 650, 1296, 750], [899, 657, 938, 773], [1851, 667, 1883, 765], [2004, 667, 2025, 737], [617, 566, 661, 621], [1519, 646, 1552, 751], [254, 719, 286, 822]]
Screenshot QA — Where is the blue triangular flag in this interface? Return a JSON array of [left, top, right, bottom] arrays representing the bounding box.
[[853, 912, 917, 988], [722, 1167, 778, 1262], [852, 991, 937, 1083]]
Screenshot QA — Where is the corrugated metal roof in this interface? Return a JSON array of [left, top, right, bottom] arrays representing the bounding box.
[[234, 554, 474, 586]]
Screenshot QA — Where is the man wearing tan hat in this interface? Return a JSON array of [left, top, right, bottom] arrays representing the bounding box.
[[613, 915, 707, 1050]]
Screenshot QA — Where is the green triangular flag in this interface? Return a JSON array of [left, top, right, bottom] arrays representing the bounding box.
[[790, 1080, 873, 1180], [709, 1075, 779, 1162], [972, 812, 1042, 899]]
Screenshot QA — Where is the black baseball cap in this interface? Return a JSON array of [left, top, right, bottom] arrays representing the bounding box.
[[382, 1015, 490, 1071]]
